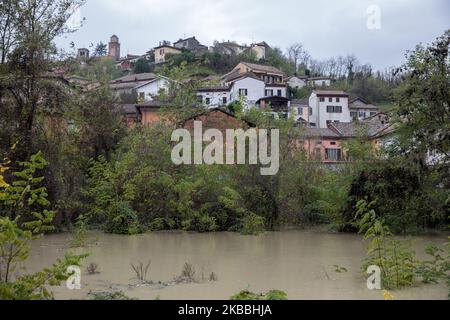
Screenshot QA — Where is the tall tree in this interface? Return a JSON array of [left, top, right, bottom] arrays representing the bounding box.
[[393, 30, 450, 164], [93, 41, 107, 56], [287, 43, 308, 74], [0, 0, 85, 162]]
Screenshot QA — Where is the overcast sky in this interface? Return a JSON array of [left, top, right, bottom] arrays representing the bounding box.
[[58, 0, 450, 71]]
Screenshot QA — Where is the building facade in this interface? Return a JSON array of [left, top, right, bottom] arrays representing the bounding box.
[[154, 44, 182, 64], [308, 90, 352, 128]]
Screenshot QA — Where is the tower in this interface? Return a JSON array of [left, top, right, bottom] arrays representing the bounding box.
[[77, 48, 90, 60], [108, 35, 121, 61]]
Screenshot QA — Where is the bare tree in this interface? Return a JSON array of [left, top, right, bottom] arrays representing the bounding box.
[[287, 43, 308, 73]]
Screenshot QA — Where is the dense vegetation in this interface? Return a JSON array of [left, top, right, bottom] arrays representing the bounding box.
[[0, 0, 448, 299]]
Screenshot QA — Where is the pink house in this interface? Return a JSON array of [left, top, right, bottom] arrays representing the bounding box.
[[299, 128, 344, 163]]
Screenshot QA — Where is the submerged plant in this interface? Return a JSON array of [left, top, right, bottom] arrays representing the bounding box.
[[231, 289, 288, 300], [130, 260, 151, 283], [356, 200, 416, 289]]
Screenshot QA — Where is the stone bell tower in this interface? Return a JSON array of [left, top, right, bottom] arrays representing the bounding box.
[[108, 35, 121, 61]]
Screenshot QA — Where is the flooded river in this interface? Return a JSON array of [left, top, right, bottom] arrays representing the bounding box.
[[25, 229, 448, 300]]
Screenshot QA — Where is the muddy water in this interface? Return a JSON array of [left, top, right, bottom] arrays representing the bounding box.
[[25, 230, 448, 300]]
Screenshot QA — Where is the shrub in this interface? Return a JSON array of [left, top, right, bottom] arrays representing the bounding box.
[[241, 213, 266, 236], [103, 200, 140, 235]]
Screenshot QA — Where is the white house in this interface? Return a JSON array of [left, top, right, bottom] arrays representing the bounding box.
[[229, 74, 266, 109], [287, 76, 308, 89], [134, 76, 170, 101], [264, 84, 287, 98], [349, 97, 380, 121], [197, 86, 231, 108], [308, 90, 351, 128], [308, 77, 333, 87]]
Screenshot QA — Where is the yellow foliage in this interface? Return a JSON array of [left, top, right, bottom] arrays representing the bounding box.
[[383, 290, 394, 301]]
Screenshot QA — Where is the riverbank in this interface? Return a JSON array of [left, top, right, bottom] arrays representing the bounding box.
[[25, 229, 449, 300]]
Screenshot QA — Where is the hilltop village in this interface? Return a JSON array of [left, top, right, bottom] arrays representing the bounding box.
[[69, 35, 397, 164]]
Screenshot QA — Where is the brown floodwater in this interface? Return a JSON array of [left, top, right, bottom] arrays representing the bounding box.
[[25, 229, 449, 300]]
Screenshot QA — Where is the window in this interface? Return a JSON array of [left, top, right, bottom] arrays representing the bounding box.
[[297, 107, 303, 115], [239, 89, 248, 96], [359, 111, 366, 118], [222, 97, 228, 105], [336, 98, 340, 103], [320, 97, 325, 102], [326, 120, 332, 125], [350, 111, 358, 119], [327, 106, 342, 113], [277, 89, 282, 97], [330, 142, 337, 146], [197, 96, 203, 103], [265, 89, 273, 96], [309, 107, 313, 116], [326, 149, 342, 161], [329, 98, 333, 103], [205, 97, 211, 105]]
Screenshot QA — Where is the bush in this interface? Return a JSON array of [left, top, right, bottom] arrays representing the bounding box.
[[241, 213, 266, 236], [344, 162, 448, 233], [102, 200, 140, 235]]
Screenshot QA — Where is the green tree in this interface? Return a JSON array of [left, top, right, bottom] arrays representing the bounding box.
[[0, 0, 85, 163], [133, 58, 152, 74], [393, 30, 450, 165], [93, 41, 107, 57]]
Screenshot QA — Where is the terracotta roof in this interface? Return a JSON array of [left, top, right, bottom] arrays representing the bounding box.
[[240, 62, 284, 75], [181, 108, 256, 128]]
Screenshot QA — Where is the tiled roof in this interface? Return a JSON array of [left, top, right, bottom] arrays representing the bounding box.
[[291, 98, 309, 106], [314, 90, 349, 97], [109, 82, 140, 90], [224, 71, 263, 84], [329, 114, 393, 138], [136, 100, 168, 109], [222, 69, 242, 82], [349, 104, 379, 110], [121, 104, 138, 115], [110, 73, 157, 84], [240, 62, 284, 75], [197, 86, 231, 92], [300, 128, 341, 138]]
